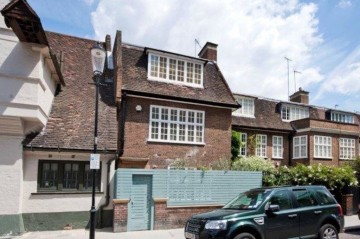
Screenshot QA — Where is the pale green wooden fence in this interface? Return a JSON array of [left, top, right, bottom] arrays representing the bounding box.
[[115, 169, 262, 206]]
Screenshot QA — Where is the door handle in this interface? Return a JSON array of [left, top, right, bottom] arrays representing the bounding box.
[[288, 214, 297, 219], [314, 210, 322, 214]]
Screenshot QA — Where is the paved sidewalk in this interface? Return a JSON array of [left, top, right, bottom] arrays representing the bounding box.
[[5, 215, 359, 239]]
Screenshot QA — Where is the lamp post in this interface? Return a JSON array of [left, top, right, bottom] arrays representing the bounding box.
[[90, 42, 106, 239]]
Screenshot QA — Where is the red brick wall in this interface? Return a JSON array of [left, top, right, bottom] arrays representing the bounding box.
[[113, 200, 129, 232], [153, 200, 222, 230], [120, 97, 232, 168], [233, 129, 290, 166]]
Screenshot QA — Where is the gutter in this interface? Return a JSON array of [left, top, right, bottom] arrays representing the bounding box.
[[98, 92, 127, 228]]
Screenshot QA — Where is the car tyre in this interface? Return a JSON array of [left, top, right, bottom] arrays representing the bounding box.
[[234, 232, 256, 239], [319, 224, 338, 239]]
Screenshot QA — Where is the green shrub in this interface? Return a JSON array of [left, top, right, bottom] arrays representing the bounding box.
[[231, 156, 275, 172], [231, 131, 241, 160], [267, 163, 358, 190]]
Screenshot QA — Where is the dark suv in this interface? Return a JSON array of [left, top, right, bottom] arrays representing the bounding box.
[[185, 186, 344, 239]]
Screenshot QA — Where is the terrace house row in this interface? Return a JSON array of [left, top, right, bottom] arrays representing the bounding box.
[[0, 0, 238, 234], [232, 88, 360, 167]]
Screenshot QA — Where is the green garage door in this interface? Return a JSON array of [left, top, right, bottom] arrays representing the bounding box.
[[128, 175, 153, 231]]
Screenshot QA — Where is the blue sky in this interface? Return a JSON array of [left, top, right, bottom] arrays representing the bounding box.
[[28, 0, 360, 112]]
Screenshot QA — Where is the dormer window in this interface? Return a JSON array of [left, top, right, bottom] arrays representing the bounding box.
[[233, 97, 255, 117], [281, 104, 309, 121], [147, 52, 203, 88], [330, 111, 354, 123]]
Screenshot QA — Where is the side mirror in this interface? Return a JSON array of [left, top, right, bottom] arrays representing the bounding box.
[[266, 204, 280, 213]]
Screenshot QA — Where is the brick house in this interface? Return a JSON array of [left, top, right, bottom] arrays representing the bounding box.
[[113, 31, 239, 169], [232, 88, 360, 167]]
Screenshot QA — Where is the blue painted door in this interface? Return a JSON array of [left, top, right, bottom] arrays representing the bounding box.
[[129, 175, 152, 231]]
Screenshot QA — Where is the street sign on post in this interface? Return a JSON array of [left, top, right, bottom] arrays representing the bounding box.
[[90, 154, 100, 169]]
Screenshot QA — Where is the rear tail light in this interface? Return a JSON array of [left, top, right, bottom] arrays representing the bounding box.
[[337, 204, 343, 216]]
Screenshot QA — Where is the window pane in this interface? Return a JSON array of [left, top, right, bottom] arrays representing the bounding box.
[[188, 125, 194, 142], [150, 55, 159, 77], [159, 57, 167, 79], [194, 64, 202, 84], [177, 61, 184, 82], [186, 62, 194, 83], [169, 59, 176, 80], [63, 163, 79, 189]]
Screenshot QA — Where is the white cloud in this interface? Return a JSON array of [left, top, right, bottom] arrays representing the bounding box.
[[316, 45, 360, 99], [338, 0, 352, 9], [91, 0, 323, 101]]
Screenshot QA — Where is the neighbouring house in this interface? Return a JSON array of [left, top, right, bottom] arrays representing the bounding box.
[[232, 88, 360, 167], [0, 0, 117, 235], [113, 32, 239, 169]]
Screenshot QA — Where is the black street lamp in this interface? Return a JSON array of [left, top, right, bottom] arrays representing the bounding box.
[[89, 42, 106, 239]]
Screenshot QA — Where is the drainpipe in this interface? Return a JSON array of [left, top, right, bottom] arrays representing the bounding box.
[[98, 93, 127, 228], [98, 154, 117, 228], [116, 92, 127, 168]]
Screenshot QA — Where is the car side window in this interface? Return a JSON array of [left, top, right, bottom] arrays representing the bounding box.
[[269, 190, 292, 210], [312, 189, 336, 205], [293, 189, 318, 207]]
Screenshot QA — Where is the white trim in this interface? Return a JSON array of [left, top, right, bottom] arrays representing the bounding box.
[[148, 105, 205, 144], [331, 112, 354, 124], [0, 72, 46, 90], [293, 135, 307, 159], [146, 49, 205, 64], [147, 53, 204, 88], [125, 94, 235, 110], [272, 135, 283, 159], [314, 135, 332, 159]]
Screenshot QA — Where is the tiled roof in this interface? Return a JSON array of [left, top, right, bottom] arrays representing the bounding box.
[[121, 45, 238, 108], [232, 97, 293, 131], [25, 32, 117, 151]]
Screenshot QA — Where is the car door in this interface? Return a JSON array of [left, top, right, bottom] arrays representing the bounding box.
[[265, 190, 299, 239], [292, 188, 320, 238]]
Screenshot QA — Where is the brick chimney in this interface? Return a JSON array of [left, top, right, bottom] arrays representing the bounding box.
[[290, 87, 309, 105], [198, 42, 218, 61]]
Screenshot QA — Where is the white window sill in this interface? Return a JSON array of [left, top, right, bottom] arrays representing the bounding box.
[[148, 77, 204, 89], [147, 139, 205, 146], [292, 157, 308, 159], [314, 157, 333, 159], [272, 157, 283, 159], [232, 114, 255, 118]]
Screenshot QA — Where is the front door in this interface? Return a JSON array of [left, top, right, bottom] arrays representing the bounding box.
[[128, 175, 153, 231]]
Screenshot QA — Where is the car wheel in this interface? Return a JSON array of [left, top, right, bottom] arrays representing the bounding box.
[[319, 224, 338, 239], [234, 232, 256, 239]]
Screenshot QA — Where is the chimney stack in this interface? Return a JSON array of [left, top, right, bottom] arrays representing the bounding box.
[[290, 87, 309, 105], [198, 42, 218, 61]]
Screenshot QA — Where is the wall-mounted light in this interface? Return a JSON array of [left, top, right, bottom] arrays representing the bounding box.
[[136, 105, 142, 112]]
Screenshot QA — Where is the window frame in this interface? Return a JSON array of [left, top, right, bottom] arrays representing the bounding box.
[[233, 97, 255, 118], [148, 105, 205, 145], [37, 160, 101, 193], [256, 134, 267, 158], [281, 105, 309, 121], [314, 135, 332, 159], [272, 136, 283, 159], [339, 138, 355, 160], [147, 52, 204, 88], [293, 135, 307, 159], [239, 133, 247, 156], [330, 112, 354, 124]]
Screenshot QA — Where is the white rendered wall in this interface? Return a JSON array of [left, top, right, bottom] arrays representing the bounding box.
[[0, 136, 23, 214], [22, 151, 115, 213], [0, 27, 57, 132], [0, 0, 9, 29]]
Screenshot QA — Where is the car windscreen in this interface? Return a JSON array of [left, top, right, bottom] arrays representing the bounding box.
[[223, 189, 270, 210]]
